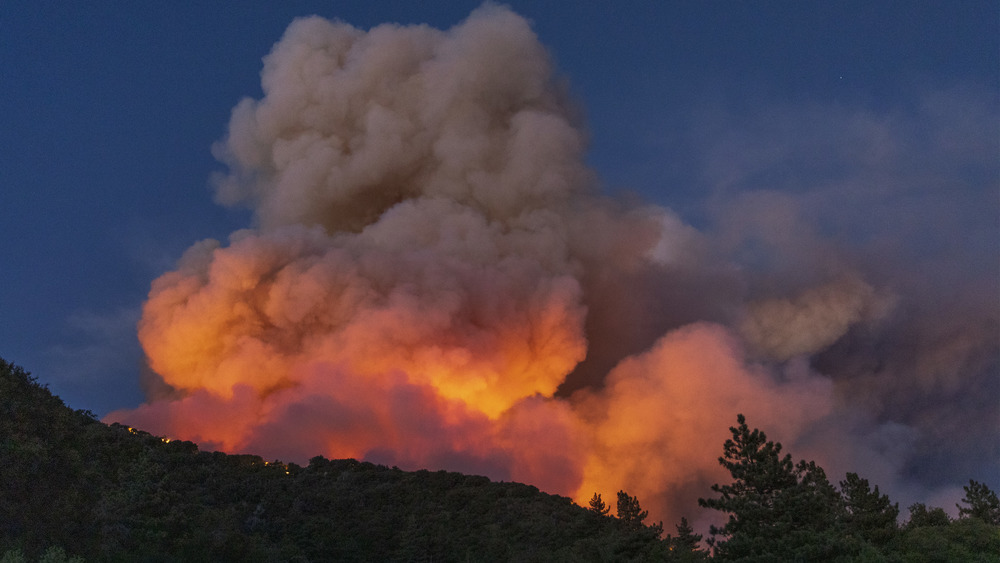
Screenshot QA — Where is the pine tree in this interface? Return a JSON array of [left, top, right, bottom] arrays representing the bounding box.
[[664, 516, 708, 561], [957, 479, 1000, 525], [616, 491, 648, 530], [698, 414, 846, 561], [616, 491, 663, 538], [905, 503, 950, 528], [839, 472, 898, 546], [588, 493, 611, 516], [672, 517, 702, 552]]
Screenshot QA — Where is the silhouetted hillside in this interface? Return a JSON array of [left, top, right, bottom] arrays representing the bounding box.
[[0, 358, 664, 562], [3, 357, 997, 562]]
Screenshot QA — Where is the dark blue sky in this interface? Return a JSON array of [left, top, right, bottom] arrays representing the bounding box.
[[2, 1, 996, 418]]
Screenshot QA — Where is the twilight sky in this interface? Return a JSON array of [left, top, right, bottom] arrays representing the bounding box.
[[2, 1, 997, 523]]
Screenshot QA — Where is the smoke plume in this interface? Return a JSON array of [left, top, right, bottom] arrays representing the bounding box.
[[109, 5, 999, 527]]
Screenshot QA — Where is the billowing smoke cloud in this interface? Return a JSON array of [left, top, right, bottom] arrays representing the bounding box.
[[109, 4, 998, 527], [740, 274, 895, 361], [573, 323, 835, 530]]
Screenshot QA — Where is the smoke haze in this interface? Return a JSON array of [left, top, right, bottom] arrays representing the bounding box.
[[108, 5, 999, 527]]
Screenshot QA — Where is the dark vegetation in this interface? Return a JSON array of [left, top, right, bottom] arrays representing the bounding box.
[[692, 414, 999, 562], [2, 357, 997, 561], [0, 358, 663, 562]]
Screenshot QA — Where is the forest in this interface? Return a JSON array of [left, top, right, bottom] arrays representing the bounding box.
[[1, 357, 997, 562]]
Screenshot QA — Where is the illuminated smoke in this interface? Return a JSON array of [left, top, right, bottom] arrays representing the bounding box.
[[117, 5, 597, 498], [572, 323, 834, 528], [108, 4, 998, 526]]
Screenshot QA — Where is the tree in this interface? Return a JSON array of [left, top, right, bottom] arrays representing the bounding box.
[[698, 414, 845, 561], [616, 491, 663, 538], [893, 515, 1000, 562], [664, 516, 708, 561], [588, 493, 611, 516], [616, 490, 648, 530], [839, 472, 898, 546], [672, 517, 702, 552], [957, 479, 1000, 525], [905, 503, 951, 528]]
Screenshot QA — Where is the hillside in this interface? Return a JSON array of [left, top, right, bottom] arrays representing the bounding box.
[[4, 357, 998, 562], [0, 358, 665, 562]]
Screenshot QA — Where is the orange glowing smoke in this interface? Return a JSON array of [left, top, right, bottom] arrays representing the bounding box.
[[107, 5, 947, 528]]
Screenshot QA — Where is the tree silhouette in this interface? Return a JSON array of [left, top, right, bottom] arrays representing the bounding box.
[[672, 517, 701, 551], [664, 516, 708, 561], [957, 479, 1000, 525], [616, 491, 662, 538], [839, 472, 898, 546], [616, 490, 648, 530], [588, 492, 610, 516], [699, 414, 845, 560], [906, 503, 951, 528]]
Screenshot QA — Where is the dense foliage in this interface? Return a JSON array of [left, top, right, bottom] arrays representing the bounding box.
[[698, 414, 1000, 562], [2, 358, 997, 561], [0, 358, 663, 562]]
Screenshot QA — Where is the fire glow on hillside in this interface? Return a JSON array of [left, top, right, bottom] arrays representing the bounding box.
[[107, 5, 999, 527]]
